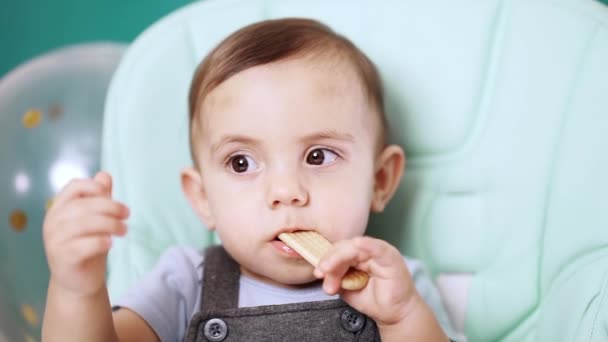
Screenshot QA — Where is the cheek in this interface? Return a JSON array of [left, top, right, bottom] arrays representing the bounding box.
[[206, 174, 262, 230], [313, 166, 375, 239], [209, 191, 261, 257], [328, 192, 372, 238]]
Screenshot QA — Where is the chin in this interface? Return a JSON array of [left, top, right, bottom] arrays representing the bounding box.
[[253, 263, 318, 287], [229, 246, 317, 286]]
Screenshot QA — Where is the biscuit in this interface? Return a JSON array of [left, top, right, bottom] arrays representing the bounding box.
[[278, 231, 369, 290]]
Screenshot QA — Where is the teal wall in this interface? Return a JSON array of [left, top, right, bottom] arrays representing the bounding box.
[[0, 0, 195, 77], [1, 0, 607, 77]]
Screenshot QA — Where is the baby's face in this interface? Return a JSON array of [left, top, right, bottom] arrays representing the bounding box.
[[191, 58, 382, 287]]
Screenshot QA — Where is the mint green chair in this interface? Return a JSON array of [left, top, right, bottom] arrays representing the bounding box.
[[103, 0, 608, 341]]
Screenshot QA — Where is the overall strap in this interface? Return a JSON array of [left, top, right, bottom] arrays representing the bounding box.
[[200, 245, 241, 314], [187, 246, 382, 341]]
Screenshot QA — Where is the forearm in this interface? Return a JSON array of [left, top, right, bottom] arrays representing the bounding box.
[[377, 295, 450, 342], [42, 279, 119, 342]]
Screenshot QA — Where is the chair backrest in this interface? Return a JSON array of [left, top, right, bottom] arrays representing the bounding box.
[[102, 1, 608, 340]]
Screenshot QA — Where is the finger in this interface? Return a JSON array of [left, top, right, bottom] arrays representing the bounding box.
[[338, 237, 412, 286], [322, 273, 343, 295], [318, 239, 368, 275], [58, 214, 127, 242], [67, 234, 113, 264], [51, 178, 107, 209], [65, 197, 129, 219], [351, 237, 404, 277], [317, 241, 366, 294], [93, 171, 113, 196], [44, 198, 129, 245]]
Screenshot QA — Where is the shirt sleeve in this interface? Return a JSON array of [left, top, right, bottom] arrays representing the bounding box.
[[405, 258, 464, 342], [111, 246, 203, 342]]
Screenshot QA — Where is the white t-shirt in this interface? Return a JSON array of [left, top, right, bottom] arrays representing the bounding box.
[[113, 246, 459, 342]]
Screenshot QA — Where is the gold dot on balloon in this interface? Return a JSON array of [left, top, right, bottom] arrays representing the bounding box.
[[21, 304, 39, 327], [22, 109, 42, 128], [24, 333, 37, 342], [9, 209, 28, 232], [48, 104, 63, 120], [45, 198, 55, 210]]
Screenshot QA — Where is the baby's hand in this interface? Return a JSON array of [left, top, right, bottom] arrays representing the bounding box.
[[314, 236, 422, 327], [43, 171, 129, 297]]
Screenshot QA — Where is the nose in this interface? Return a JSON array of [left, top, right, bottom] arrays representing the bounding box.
[[266, 169, 309, 209]]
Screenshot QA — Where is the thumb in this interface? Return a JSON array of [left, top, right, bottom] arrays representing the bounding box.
[[93, 171, 113, 196]]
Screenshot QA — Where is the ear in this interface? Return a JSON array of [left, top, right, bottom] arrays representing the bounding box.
[[371, 144, 405, 212], [181, 167, 216, 230]]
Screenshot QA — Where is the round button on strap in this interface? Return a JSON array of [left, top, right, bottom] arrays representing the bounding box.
[[340, 309, 366, 333], [204, 318, 228, 341]]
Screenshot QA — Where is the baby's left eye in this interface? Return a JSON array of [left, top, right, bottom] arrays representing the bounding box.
[[306, 148, 338, 166]]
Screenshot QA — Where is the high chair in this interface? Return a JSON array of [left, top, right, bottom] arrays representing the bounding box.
[[102, 0, 608, 340]]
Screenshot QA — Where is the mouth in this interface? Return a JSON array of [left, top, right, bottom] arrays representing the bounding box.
[[272, 227, 314, 240], [270, 228, 314, 259]]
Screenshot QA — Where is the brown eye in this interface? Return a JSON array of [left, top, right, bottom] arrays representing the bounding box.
[[230, 155, 256, 173], [306, 148, 338, 166], [307, 149, 325, 165]]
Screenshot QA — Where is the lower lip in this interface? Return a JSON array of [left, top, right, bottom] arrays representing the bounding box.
[[270, 240, 303, 258]]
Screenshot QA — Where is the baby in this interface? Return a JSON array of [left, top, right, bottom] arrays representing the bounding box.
[[42, 18, 458, 341]]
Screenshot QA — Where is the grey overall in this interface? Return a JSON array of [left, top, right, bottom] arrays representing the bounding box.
[[186, 246, 381, 341]]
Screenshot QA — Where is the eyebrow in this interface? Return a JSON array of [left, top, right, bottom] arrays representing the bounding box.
[[210, 130, 355, 154], [210, 134, 261, 154], [299, 130, 356, 144]]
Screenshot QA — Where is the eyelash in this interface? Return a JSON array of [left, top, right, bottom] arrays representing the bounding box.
[[223, 147, 342, 173], [304, 147, 340, 166], [223, 153, 253, 172]]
